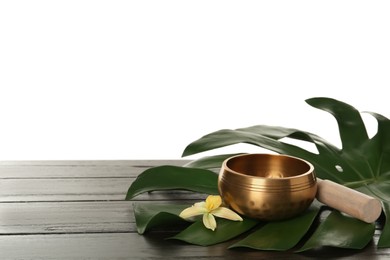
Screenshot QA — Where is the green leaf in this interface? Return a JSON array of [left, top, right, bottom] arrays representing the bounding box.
[[182, 128, 316, 160], [378, 202, 390, 248], [229, 204, 321, 251], [357, 182, 389, 248], [169, 217, 259, 246], [366, 112, 390, 176], [297, 211, 375, 252], [306, 97, 369, 151], [127, 97, 390, 250], [183, 153, 243, 169], [126, 165, 219, 200], [181, 97, 390, 248], [133, 203, 189, 234]]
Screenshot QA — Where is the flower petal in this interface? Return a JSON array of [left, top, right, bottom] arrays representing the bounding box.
[[203, 213, 217, 231], [212, 207, 243, 221], [194, 201, 206, 207], [205, 195, 222, 211], [179, 206, 207, 219]]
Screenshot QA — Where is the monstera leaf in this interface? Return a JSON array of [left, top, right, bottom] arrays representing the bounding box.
[[182, 97, 390, 249], [127, 97, 390, 251]]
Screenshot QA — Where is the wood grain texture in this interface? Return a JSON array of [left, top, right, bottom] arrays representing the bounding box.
[[0, 201, 134, 234], [317, 179, 382, 223], [0, 178, 206, 202], [0, 160, 189, 178], [0, 160, 389, 259], [0, 201, 197, 234], [0, 233, 387, 260]]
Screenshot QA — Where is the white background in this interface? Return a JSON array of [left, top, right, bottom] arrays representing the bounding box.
[[0, 1, 389, 160]]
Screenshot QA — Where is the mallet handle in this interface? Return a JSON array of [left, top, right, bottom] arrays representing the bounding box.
[[316, 178, 382, 223]]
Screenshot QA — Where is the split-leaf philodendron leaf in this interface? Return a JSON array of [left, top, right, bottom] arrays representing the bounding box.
[[126, 165, 219, 200], [127, 97, 390, 251]]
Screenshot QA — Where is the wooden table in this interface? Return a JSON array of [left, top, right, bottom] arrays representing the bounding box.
[[0, 160, 389, 259]]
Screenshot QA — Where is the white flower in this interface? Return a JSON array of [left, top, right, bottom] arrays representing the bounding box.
[[179, 195, 243, 231]]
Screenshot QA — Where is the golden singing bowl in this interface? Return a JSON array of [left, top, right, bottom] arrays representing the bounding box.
[[218, 154, 317, 221]]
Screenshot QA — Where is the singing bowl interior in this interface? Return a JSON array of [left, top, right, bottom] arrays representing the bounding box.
[[218, 154, 317, 221], [226, 153, 311, 179]]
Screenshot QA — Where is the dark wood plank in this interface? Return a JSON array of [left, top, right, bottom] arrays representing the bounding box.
[[0, 201, 134, 234], [0, 160, 189, 166], [0, 201, 197, 234], [0, 232, 387, 260], [0, 160, 388, 259], [0, 160, 189, 178], [0, 159, 203, 202], [0, 177, 206, 202], [0, 178, 131, 201]]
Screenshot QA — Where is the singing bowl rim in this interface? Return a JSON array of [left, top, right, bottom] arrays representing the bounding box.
[[221, 153, 315, 181]]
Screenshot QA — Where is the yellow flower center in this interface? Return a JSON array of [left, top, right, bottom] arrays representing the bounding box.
[[179, 194, 243, 231], [205, 195, 222, 212]]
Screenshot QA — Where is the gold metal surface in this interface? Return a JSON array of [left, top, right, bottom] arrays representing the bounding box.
[[218, 154, 317, 221]]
